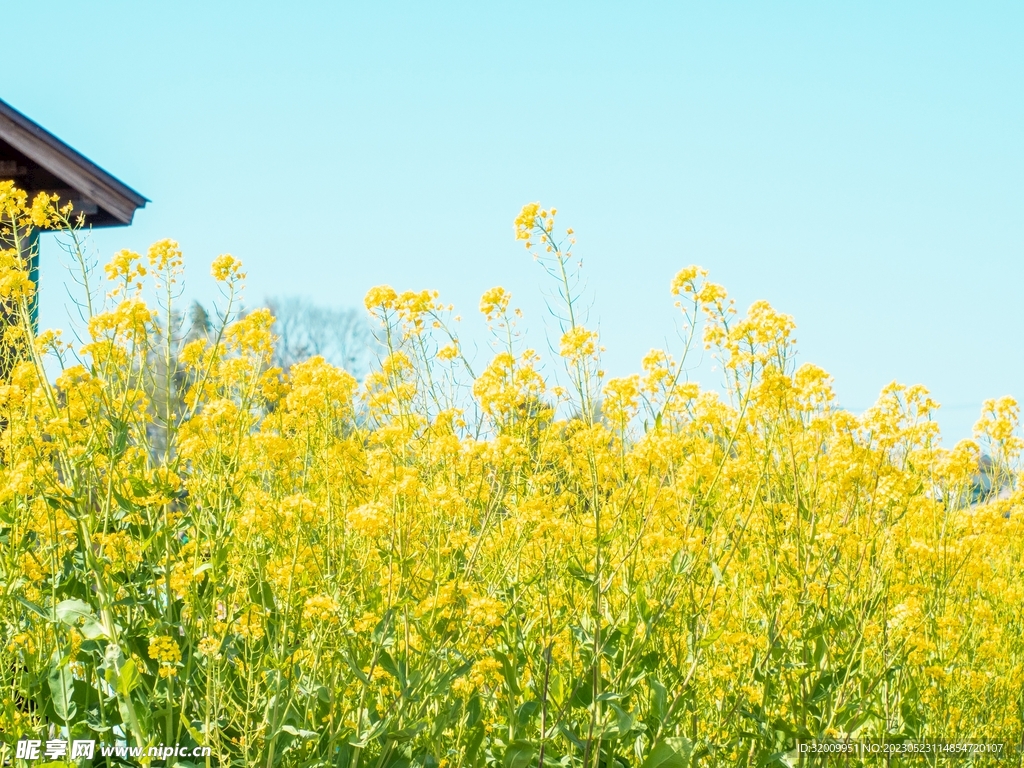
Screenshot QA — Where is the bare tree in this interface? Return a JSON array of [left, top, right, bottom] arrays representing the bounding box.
[[265, 296, 372, 378]]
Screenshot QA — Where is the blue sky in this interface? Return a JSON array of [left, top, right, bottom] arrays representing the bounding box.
[[6, 2, 1023, 440]]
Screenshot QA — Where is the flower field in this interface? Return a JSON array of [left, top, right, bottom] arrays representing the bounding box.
[[1, 186, 1022, 766]]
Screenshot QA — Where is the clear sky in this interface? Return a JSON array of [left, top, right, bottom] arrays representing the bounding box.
[[6, 1, 1022, 441]]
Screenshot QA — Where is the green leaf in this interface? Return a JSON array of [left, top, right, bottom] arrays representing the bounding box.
[[503, 740, 537, 768], [128, 476, 152, 498], [493, 649, 522, 697], [110, 417, 130, 461], [464, 725, 485, 763], [547, 669, 564, 704], [606, 702, 634, 737], [373, 609, 396, 645], [80, 618, 110, 640], [569, 676, 594, 708], [636, 585, 652, 622], [386, 723, 427, 741], [116, 658, 141, 697], [650, 678, 668, 724], [55, 598, 95, 626], [87, 705, 118, 732], [811, 635, 827, 668], [516, 700, 540, 726], [640, 737, 694, 768], [248, 578, 277, 610], [56, 598, 110, 639], [377, 650, 405, 686], [110, 484, 138, 513], [710, 561, 724, 586], [48, 661, 77, 723], [278, 724, 318, 739], [15, 595, 50, 620], [567, 561, 594, 586], [466, 693, 482, 727], [671, 551, 691, 576]]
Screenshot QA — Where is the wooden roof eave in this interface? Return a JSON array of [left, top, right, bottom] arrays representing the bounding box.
[[0, 98, 148, 226]]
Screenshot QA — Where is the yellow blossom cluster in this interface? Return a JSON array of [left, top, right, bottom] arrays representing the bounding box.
[[148, 635, 181, 678]]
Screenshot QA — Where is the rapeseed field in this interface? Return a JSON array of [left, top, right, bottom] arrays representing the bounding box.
[[2, 186, 1021, 766]]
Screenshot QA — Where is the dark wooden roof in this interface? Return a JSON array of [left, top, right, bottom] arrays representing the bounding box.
[[0, 98, 147, 227]]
